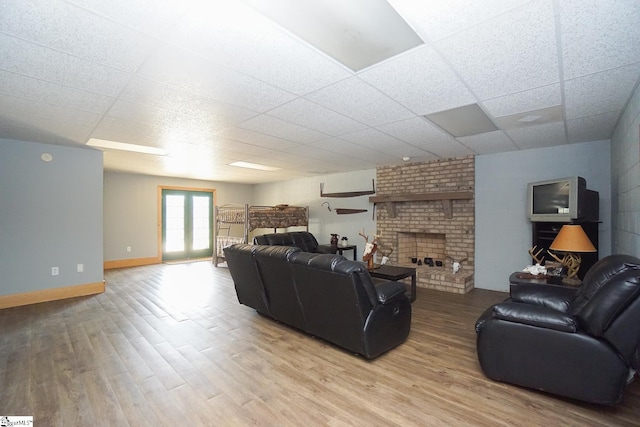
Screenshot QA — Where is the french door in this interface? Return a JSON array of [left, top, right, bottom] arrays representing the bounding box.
[[161, 189, 213, 261]]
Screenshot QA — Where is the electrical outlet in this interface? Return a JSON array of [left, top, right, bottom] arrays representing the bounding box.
[[51, 267, 59, 276], [126, 246, 132, 253], [77, 263, 84, 273]]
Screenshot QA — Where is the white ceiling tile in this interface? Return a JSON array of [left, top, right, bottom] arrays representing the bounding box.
[[0, 118, 91, 145], [0, 33, 131, 96], [0, 0, 157, 72], [216, 127, 299, 150], [359, 45, 476, 115], [0, 70, 114, 114], [340, 127, 433, 159], [388, 0, 531, 42], [506, 121, 567, 150], [165, 1, 352, 95], [377, 117, 474, 158], [65, 0, 185, 39], [566, 111, 620, 144], [482, 84, 561, 118], [436, 0, 559, 100], [136, 45, 296, 113], [305, 77, 415, 126], [293, 140, 392, 166], [266, 98, 368, 136], [457, 130, 519, 155], [560, 0, 640, 79], [0, 94, 101, 130], [564, 63, 640, 119], [120, 77, 258, 126], [238, 114, 329, 143]]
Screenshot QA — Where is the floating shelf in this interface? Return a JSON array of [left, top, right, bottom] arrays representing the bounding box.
[[320, 179, 375, 198], [335, 208, 368, 215], [369, 191, 473, 219]]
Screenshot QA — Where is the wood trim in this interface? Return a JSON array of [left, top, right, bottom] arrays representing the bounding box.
[[370, 191, 473, 219], [368, 191, 473, 203], [0, 281, 105, 309], [104, 256, 160, 270]]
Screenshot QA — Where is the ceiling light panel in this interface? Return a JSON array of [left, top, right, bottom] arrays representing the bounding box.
[[243, 0, 423, 71], [229, 161, 281, 171], [87, 138, 169, 156], [424, 104, 498, 137]]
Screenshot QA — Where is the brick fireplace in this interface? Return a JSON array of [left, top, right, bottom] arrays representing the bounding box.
[[374, 157, 475, 294]]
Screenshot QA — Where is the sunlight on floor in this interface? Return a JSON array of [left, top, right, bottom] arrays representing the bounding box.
[[157, 261, 220, 310]]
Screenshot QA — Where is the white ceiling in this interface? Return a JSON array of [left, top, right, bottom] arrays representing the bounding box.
[[1, 0, 639, 184]]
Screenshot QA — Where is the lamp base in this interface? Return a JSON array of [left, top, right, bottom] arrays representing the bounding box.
[[562, 276, 582, 286]]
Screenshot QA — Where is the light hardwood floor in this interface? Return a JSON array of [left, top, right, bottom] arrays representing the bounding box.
[[1, 261, 639, 426]]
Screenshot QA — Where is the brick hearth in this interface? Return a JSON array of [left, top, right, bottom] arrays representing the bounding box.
[[375, 157, 475, 294]]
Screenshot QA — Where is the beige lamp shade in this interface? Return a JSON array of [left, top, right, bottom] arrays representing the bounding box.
[[549, 225, 596, 253]]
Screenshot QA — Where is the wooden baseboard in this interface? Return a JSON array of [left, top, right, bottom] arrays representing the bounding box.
[[104, 256, 160, 270], [0, 281, 106, 310]]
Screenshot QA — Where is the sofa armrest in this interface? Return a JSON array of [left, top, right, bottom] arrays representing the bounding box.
[[491, 301, 577, 332], [511, 283, 577, 313], [375, 281, 407, 304]]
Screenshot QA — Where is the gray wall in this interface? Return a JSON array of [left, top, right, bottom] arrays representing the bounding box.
[[103, 172, 254, 261], [253, 169, 376, 259], [475, 140, 611, 292], [0, 139, 103, 296], [611, 81, 640, 256]]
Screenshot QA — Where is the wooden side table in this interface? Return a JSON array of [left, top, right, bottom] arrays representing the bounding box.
[[370, 265, 417, 302], [509, 271, 573, 294], [336, 244, 357, 260]]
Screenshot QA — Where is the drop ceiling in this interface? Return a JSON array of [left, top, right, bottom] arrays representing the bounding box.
[[0, 0, 639, 184]]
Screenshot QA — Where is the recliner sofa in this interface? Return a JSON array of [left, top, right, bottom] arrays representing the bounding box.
[[253, 231, 336, 254], [475, 254, 640, 405], [224, 243, 411, 359]]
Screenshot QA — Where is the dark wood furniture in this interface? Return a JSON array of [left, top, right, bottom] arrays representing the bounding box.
[[509, 271, 573, 294], [370, 265, 417, 302], [335, 244, 357, 260]]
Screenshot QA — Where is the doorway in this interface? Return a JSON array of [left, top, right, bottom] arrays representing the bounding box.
[[161, 189, 213, 261]]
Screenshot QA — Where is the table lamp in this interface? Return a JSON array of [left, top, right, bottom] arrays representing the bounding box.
[[548, 224, 596, 286]]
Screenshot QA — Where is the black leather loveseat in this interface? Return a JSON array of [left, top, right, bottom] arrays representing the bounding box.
[[475, 254, 640, 405], [253, 231, 336, 254], [223, 243, 411, 359]]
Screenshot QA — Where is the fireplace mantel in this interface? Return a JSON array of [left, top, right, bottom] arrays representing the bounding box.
[[369, 191, 473, 219]]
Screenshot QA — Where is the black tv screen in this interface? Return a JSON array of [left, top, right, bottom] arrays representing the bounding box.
[[532, 182, 570, 215]]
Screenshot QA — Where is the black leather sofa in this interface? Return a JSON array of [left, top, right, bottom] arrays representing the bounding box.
[[253, 231, 336, 254], [475, 254, 640, 405], [223, 243, 411, 359]]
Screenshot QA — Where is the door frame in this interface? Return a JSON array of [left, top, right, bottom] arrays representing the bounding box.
[[157, 186, 217, 262]]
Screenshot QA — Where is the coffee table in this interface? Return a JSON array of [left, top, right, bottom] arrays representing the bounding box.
[[369, 265, 417, 302]]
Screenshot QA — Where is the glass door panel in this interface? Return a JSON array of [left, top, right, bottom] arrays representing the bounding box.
[[162, 190, 213, 261]]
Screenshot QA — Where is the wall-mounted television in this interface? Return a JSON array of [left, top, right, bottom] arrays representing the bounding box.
[[527, 176, 599, 222]]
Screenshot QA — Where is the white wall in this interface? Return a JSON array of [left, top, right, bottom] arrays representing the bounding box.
[[253, 169, 376, 259], [611, 80, 640, 256], [0, 139, 104, 296], [475, 140, 611, 292]]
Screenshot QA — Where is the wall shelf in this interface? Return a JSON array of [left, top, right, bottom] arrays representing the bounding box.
[[320, 179, 375, 198], [369, 191, 473, 219]]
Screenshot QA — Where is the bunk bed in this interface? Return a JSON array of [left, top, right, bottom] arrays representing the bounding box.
[[213, 204, 309, 266]]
